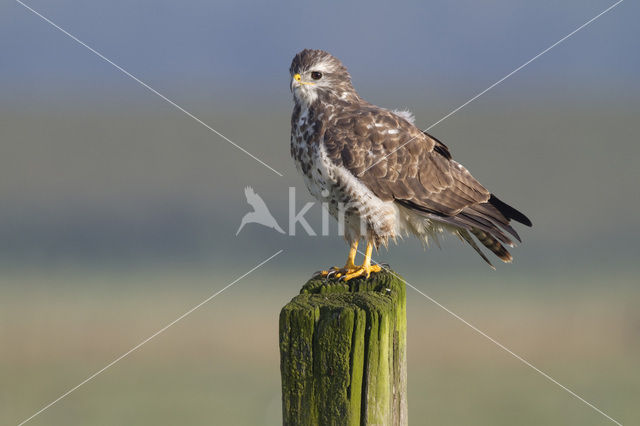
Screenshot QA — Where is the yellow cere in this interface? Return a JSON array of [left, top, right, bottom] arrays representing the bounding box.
[[293, 73, 315, 85]]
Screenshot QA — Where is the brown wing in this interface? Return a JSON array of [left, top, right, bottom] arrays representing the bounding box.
[[323, 105, 490, 216], [323, 105, 531, 261]]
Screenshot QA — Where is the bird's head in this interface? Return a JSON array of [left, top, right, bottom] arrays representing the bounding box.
[[290, 49, 358, 106]]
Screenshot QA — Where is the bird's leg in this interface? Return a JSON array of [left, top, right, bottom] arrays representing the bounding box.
[[340, 240, 383, 282], [343, 240, 358, 270], [316, 240, 360, 278]]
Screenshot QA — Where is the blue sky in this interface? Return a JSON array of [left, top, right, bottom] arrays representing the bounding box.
[[2, 0, 638, 102]]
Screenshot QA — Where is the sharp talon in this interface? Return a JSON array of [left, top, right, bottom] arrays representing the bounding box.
[[315, 266, 343, 278], [319, 241, 382, 282]]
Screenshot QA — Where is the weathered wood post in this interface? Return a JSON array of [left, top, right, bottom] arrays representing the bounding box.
[[279, 269, 407, 425]]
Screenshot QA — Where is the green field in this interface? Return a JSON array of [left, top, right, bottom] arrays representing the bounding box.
[[2, 266, 637, 425]]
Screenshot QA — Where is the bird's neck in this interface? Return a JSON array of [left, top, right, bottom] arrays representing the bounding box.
[[303, 92, 360, 117]]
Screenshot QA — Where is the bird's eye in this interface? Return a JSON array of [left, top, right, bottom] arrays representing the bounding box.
[[311, 71, 322, 80]]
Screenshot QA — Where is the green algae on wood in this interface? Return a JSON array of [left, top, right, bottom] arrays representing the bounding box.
[[279, 269, 407, 425]]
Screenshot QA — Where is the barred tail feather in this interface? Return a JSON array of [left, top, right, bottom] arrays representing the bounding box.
[[458, 229, 495, 270], [470, 229, 513, 263], [395, 199, 524, 267]]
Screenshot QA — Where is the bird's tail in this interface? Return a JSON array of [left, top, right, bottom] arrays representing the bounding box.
[[396, 194, 530, 268], [457, 229, 495, 269], [470, 229, 513, 263]]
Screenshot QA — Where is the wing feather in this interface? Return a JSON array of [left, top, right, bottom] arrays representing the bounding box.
[[321, 103, 531, 264], [323, 105, 489, 216]]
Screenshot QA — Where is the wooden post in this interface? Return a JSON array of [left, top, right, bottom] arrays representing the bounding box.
[[279, 269, 407, 425]]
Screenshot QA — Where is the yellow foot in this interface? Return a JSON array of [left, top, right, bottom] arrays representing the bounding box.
[[340, 264, 382, 282], [315, 265, 359, 279]]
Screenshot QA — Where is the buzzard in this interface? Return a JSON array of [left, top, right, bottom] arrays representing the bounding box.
[[290, 49, 531, 281]]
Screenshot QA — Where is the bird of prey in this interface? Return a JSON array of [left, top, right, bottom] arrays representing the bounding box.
[[236, 186, 285, 235], [290, 49, 531, 281]]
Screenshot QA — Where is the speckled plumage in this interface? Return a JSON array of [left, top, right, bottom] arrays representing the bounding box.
[[290, 49, 531, 267]]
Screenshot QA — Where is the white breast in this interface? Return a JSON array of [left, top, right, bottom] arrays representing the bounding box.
[[292, 106, 400, 245]]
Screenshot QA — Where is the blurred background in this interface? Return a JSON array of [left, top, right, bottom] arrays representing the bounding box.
[[2, 0, 639, 424]]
